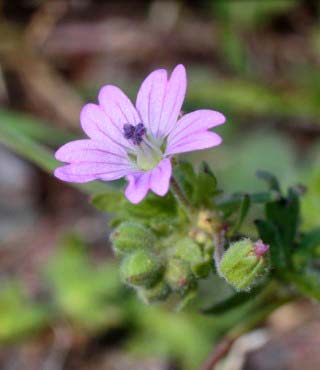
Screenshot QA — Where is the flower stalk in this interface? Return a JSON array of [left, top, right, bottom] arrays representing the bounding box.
[[170, 175, 193, 219]]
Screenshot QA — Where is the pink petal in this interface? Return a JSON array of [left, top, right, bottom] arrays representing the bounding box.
[[54, 166, 98, 183], [167, 110, 225, 146], [98, 85, 140, 126], [55, 163, 132, 183], [55, 140, 128, 163], [125, 172, 151, 204], [158, 64, 187, 138], [136, 69, 168, 137], [80, 104, 132, 150], [165, 131, 222, 155], [150, 158, 172, 196]]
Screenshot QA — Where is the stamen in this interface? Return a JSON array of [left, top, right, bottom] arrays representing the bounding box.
[[123, 124, 135, 140], [123, 123, 146, 145]]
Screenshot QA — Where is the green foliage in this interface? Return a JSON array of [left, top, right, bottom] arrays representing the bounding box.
[[0, 109, 75, 145], [187, 76, 320, 124], [201, 285, 264, 315], [92, 190, 179, 235], [0, 282, 49, 342], [254, 171, 320, 301], [212, 0, 298, 29], [45, 235, 125, 331], [302, 163, 320, 229], [173, 161, 220, 208], [229, 194, 251, 235]]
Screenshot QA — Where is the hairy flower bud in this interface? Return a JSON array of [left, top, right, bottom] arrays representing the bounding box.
[[173, 237, 211, 278], [138, 280, 170, 304], [219, 239, 269, 291], [165, 258, 194, 294], [197, 210, 220, 234], [111, 222, 155, 254], [121, 250, 163, 287]]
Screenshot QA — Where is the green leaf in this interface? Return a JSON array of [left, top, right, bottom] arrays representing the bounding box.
[[91, 191, 125, 214], [255, 219, 287, 269], [256, 170, 281, 192], [216, 190, 279, 210], [173, 161, 197, 202], [293, 228, 320, 270], [92, 189, 179, 235], [300, 228, 320, 252], [124, 191, 177, 220], [45, 234, 125, 331], [265, 188, 300, 255], [0, 109, 75, 145], [0, 282, 50, 342], [193, 162, 219, 207], [201, 284, 263, 315], [229, 194, 251, 235], [284, 270, 320, 301]]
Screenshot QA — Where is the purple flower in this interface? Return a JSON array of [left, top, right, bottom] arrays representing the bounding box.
[[54, 65, 226, 204]]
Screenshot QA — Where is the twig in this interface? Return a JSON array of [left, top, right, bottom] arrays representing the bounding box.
[[43, 326, 72, 370], [200, 336, 236, 370], [199, 296, 293, 370]]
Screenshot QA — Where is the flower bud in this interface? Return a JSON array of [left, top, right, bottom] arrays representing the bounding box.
[[219, 239, 269, 291], [111, 222, 155, 254], [165, 258, 195, 294], [173, 237, 211, 278], [121, 250, 163, 288], [138, 280, 170, 304], [197, 210, 220, 234]]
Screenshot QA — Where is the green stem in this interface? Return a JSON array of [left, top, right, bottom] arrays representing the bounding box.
[[170, 175, 193, 220]]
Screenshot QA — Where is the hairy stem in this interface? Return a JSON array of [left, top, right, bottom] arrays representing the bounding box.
[[213, 228, 226, 272], [170, 175, 193, 219]]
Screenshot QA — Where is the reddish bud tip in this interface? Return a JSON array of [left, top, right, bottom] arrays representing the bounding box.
[[254, 240, 270, 257]]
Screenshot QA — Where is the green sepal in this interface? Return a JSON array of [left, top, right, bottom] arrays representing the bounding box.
[[138, 280, 171, 304], [110, 221, 155, 255], [165, 258, 195, 294], [121, 250, 164, 288], [172, 237, 211, 278]]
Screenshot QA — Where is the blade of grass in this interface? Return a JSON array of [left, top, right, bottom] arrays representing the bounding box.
[[0, 122, 108, 195], [0, 109, 76, 145]]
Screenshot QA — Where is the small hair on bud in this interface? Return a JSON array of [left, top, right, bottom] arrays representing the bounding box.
[[111, 221, 155, 254], [121, 250, 164, 288]]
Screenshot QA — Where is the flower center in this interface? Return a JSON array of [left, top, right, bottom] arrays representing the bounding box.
[[123, 123, 146, 145], [123, 123, 163, 171]]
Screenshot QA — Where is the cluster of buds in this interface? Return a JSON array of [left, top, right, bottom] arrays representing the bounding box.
[[110, 213, 271, 302], [111, 220, 213, 303]]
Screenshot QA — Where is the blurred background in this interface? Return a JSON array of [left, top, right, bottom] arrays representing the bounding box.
[[0, 1, 320, 369]]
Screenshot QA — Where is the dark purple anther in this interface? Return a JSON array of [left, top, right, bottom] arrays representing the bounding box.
[[123, 123, 146, 145], [123, 123, 135, 140]]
